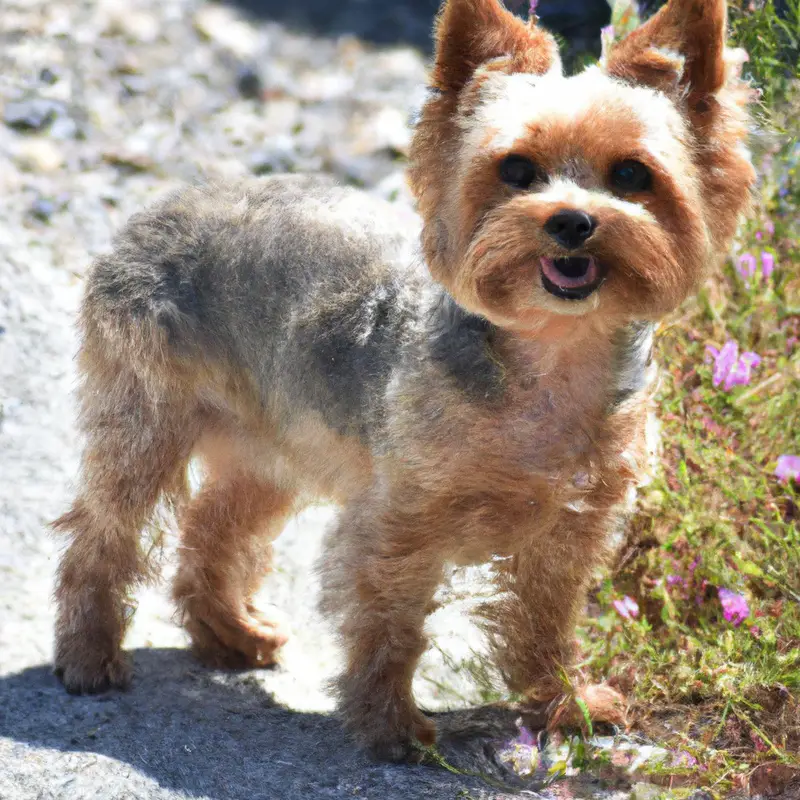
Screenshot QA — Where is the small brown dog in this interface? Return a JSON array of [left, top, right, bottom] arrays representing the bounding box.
[[53, 0, 754, 761]]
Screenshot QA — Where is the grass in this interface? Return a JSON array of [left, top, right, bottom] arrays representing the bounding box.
[[574, 2, 800, 793]]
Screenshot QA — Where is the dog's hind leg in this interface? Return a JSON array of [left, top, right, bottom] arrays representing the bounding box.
[[53, 343, 199, 694], [172, 471, 296, 669]]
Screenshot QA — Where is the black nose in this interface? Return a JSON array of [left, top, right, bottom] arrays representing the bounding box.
[[544, 210, 597, 250]]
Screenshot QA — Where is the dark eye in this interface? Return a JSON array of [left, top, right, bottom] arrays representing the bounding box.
[[610, 160, 652, 193], [499, 155, 542, 190]]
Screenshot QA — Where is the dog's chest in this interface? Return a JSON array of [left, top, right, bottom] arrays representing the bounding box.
[[483, 378, 611, 479]]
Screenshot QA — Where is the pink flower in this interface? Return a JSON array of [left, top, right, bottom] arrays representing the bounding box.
[[667, 574, 685, 587], [736, 252, 757, 278], [775, 455, 800, 483], [755, 231, 763, 241], [613, 595, 639, 620], [705, 341, 761, 390], [718, 588, 749, 626], [765, 220, 775, 235], [529, 0, 539, 14], [761, 251, 775, 278]]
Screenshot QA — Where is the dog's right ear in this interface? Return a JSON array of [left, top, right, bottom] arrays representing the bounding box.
[[431, 0, 560, 93], [604, 0, 745, 114]]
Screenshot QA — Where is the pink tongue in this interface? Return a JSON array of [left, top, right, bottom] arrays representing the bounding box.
[[540, 257, 599, 289]]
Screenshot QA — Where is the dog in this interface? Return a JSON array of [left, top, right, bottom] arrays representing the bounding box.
[[53, 0, 754, 762]]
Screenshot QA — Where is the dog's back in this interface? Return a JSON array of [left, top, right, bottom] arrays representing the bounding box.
[[84, 175, 422, 438]]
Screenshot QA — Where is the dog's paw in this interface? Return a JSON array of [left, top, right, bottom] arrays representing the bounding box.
[[54, 650, 132, 695], [186, 610, 288, 670], [365, 713, 437, 763], [544, 683, 628, 733]]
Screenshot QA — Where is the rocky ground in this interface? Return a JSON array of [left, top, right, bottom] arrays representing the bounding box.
[[0, 2, 646, 798]]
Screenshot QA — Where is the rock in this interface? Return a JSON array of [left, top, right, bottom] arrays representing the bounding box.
[[14, 139, 65, 173], [120, 75, 149, 96], [99, 4, 160, 44], [29, 194, 69, 222], [350, 106, 412, 157], [102, 148, 156, 173], [39, 67, 59, 85], [193, 6, 260, 59], [249, 137, 298, 175], [3, 98, 61, 131], [113, 54, 143, 75], [631, 783, 663, 800], [99, 187, 123, 207], [236, 65, 263, 100], [30, 198, 57, 222], [327, 145, 401, 188], [48, 114, 80, 140]]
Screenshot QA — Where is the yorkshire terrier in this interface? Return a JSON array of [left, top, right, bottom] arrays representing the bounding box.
[[53, 0, 754, 761]]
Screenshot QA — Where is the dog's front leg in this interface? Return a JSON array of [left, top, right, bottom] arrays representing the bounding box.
[[320, 501, 444, 761], [484, 510, 628, 731]]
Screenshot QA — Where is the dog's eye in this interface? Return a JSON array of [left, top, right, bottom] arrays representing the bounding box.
[[610, 160, 652, 193], [499, 155, 541, 190]]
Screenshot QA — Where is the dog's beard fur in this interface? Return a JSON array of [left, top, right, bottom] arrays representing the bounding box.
[[52, 0, 754, 763]]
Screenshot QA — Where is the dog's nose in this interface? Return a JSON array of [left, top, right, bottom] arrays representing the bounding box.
[[544, 210, 596, 250]]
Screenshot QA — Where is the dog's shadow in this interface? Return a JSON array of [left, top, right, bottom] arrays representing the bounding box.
[[0, 648, 563, 799]]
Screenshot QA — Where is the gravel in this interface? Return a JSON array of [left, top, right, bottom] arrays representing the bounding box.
[[0, 1, 641, 797]]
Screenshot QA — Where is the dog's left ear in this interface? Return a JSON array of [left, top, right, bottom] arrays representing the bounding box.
[[604, 0, 738, 110], [431, 0, 560, 93]]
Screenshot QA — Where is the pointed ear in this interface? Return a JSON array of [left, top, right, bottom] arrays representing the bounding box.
[[431, 0, 560, 93], [605, 0, 731, 104]]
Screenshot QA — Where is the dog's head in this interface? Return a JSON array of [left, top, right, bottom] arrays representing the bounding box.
[[409, 0, 755, 333]]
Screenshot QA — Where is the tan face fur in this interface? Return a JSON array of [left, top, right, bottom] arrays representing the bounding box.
[[409, 0, 755, 335]]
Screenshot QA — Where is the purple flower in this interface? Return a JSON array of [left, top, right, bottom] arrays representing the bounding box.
[[718, 588, 749, 626], [756, 231, 763, 241], [736, 252, 757, 278], [500, 723, 539, 775], [765, 220, 775, 235], [600, 24, 616, 56], [667, 574, 686, 587], [671, 750, 698, 768], [705, 341, 761, 390], [613, 595, 639, 620], [775, 455, 800, 484], [529, 0, 539, 15], [761, 251, 775, 278], [517, 725, 536, 747], [725, 350, 761, 389], [708, 340, 737, 385]]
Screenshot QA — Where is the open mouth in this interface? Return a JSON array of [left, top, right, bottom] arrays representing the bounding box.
[[540, 256, 605, 301]]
